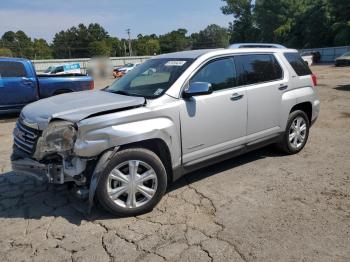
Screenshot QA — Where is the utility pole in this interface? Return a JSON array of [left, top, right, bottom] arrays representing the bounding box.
[[126, 29, 132, 56], [123, 41, 127, 56]]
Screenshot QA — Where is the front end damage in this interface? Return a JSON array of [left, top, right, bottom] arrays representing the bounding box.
[[11, 115, 102, 209]]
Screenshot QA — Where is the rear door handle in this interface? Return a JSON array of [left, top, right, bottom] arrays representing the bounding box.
[[230, 93, 244, 101], [279, 85, 288, 90]]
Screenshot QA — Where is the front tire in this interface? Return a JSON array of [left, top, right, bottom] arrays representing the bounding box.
[[96, 148, 167, 216], [278, 110, 310, 154]]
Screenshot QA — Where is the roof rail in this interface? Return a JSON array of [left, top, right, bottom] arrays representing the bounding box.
[[229, 43, 286, 49]]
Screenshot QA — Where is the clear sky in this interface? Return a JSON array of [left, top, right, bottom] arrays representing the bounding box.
[[0, 0, 232, 42]]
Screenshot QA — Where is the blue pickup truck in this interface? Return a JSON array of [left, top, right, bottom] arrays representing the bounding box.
[[0, 58, 94, 113]]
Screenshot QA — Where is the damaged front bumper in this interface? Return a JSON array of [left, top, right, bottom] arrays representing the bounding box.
[[11, 147, 119, 212], [11, 157, 86, 185], [11, 158, 48, 181]]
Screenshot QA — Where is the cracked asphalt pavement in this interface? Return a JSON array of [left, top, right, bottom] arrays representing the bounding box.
[[0, 65, 349, 261]]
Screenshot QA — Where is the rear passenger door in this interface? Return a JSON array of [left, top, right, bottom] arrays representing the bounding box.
[[235, 54, 286, 140], [0, 61, 37, 108]]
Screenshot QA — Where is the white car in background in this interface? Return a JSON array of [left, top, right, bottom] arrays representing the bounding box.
[[42, 63, 82, 75], [113, 63, 141, 78], [300, 52, 313, 66]]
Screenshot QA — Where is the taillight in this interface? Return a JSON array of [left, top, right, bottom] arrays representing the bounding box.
[[311, 74, 317, 86], [90, 81, 94, 90]]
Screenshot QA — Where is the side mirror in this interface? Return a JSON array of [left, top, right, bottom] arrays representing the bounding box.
[[183, 82, 212, 98]]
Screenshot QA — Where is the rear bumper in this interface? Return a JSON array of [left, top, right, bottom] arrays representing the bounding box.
[[311, 99, 320, 126]]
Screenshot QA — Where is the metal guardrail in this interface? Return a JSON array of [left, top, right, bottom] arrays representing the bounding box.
[[32, 56, 152, 73], [300, 46, 350, 63]]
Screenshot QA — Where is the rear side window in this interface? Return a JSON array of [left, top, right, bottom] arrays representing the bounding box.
[[0, 61, 27, 77], [235, 54, 283, 85], [284, 52, 312, 76], [190, 57, 237, 91]]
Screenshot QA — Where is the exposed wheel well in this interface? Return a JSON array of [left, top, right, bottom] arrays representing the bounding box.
[[119, 139, 173, 183], [290, 102, 312, 123]]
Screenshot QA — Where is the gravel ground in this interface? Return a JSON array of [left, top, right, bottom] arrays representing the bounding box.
[[0, 66, 349, 261]]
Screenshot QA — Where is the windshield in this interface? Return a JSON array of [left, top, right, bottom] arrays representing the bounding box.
[[341, 52, 350, 57], [124, 63, 134, 67], [106, 58, 193, 98]]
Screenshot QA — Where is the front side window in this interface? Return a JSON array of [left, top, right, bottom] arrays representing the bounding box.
[[106, 58, 193, 98], [190, 57, 237, 91], [0, 61, 27, 78], [235, 54, 283, 85]]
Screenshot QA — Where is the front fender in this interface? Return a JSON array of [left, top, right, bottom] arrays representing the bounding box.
[[74, 117, 180, 167]]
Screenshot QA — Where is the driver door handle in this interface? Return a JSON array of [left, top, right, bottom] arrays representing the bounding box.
[[21, 77, 33, 85], [279, 84, 288, 90], [230, 93, 244, 101]]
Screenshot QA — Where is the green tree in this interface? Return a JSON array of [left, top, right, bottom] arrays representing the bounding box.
[[134, 34, 160, 55], [289, 0, 333, 48], [88, 40, 111, 57], [106, 37, 123, 57], [328, 0, 350, 45], [0, 48, 13, 57], [52, 23, 110, 58], [33, 38, 52, 59], [221, 0, 259, 43], [1, 30, 33, 58], [255, 0, 289, 42], [191, 24, 229, 49], [159, 29, 191, 53]]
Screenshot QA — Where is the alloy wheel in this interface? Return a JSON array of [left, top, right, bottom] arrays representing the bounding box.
[[106, 160, 158, 209], [288, 116, 307, 149]]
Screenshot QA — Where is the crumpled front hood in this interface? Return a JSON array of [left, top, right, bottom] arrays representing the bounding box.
[[22, 90, 145, 129]]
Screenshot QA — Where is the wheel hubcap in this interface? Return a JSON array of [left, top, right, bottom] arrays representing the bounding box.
[[289, 116, 307, 149], [107, 160, 158, 209]]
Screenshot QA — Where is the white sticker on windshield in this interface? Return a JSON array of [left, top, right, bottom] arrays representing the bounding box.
[[154, 88, 164, 96], [165, 61, 187, 67]]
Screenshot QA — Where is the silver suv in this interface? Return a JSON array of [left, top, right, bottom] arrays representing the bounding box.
[[12, 48, 320, 216]]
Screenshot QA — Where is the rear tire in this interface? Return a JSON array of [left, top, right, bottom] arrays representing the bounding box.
[[96, 148, 167, 217], [277, 110, 310, 154]]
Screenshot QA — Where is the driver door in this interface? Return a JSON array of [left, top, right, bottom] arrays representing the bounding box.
[[179, 57, 247, 165]]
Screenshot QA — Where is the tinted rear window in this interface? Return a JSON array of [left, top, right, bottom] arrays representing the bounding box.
[[284, 52, 312, 76], [0, 61, 27, 77], [235, 54, 283, 85]]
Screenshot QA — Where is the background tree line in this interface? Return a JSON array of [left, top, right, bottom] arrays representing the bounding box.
[[222, 0, 350, 48], [0, 0, 349, 59], [0, 23, 229, 59]]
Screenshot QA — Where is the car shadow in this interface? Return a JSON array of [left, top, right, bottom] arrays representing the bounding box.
[[168, 145, 283, 193], [0, 145, 283, 225], [334, 84, 350, 91]]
